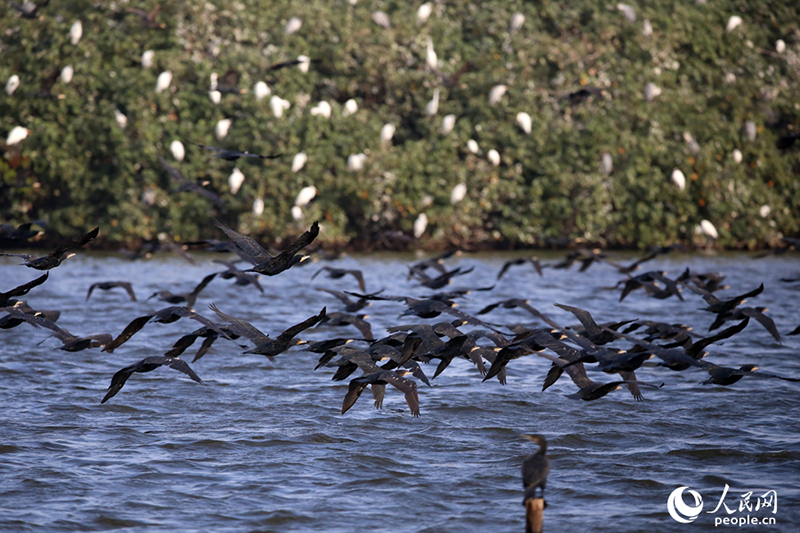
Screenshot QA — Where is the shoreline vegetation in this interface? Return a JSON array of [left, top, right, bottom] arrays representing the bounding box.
[[2, 1, 799, 252]]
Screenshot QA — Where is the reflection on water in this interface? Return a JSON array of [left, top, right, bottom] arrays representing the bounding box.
[[1, 251, 799, 532]]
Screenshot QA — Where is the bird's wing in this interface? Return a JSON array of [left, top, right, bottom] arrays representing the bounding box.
[[102, 314, 154, 352], [0, 252, 37, 261], [190, 272, 217, 297], [213, 220, 272, 265], [382, 372, 420, 416], [273, 221, 320, 263], [101, 365, 135, 403], [310, 266, 330, 280], [2, 272, 49, 300], [349, 270, 366, 293], [275, 307, 327, 344], [342, 380, 369, 414], [50, 227, 99, 257], [120, 282, 137, 301], [166, 357, 203, 383], [745, 310, 782, 343], [207, 303, 268, 344]]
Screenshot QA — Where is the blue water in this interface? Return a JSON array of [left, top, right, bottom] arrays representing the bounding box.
[[1, 251, 798, 532]]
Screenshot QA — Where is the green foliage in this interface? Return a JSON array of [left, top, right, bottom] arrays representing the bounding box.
[[1, 0, 798, 249]]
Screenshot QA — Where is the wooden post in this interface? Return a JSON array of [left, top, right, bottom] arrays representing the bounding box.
[[525, 497, 544, 533]]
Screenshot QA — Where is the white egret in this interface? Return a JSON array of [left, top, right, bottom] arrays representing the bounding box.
[[441, 114, 456, 135], [215, 118, 232, 140], [6, 75, 20, 96], [616, 3, 636, 23], [732, 149, 743, 163], [292, 153, 308, 173], [644, 82, 661, 102], [295, 185, 317, 207], [601, 153, 613, 175], [726, 16, 742, 33], [450, 183, 467, 204], [488, 84, 507, 105], [155, 70, 172, 93], [759, 205, 771, 218], [509, 13, 525, 33], [413, 213, 428, 238], [209, 90, 221, 104], [270, 96, 290, 118], [254, 81, 270, 101], [426, 37, 437, 70], [285, 17, 302, 35], [61, 65, 73, 84], [372, 11, 390, 29], [170, 140, 185, 162], [380, 123, 396, 145], [6, 126, 31, 146], [643, 20, 653, 37], [310, 101, 332, 118], [291, 206, 303, 220], [744, 121, 756, 142], [487, 149, 501, 166], [775, 39, 786, 53], [141, 50, 154, 68], [114, 109, 127, 129], [700, 220, 718, 239], [69, 20, 82, 45], [347, 153, 367, 171], [425, 88, 440, 116], [253, 197, 265, 216], [343, 99, 358, 117], [209, 72, 218, 91], [417, 3, 432, 24], [297, 55, 311, 73], [671, 169, 686, 191], [467, 139, 479, 154], [229, 167, 245, 194], [516, 112, 532, 134]]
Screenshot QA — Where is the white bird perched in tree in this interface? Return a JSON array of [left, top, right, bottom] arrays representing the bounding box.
[[70, 20, 82, 45], [372, 11, 390, 29], [6, 126, 31, 146], [297, 55, 311, 73], [417, 3, 432, 24], [285, 17, 302, 35], [61, 65, 73, 84], [254, 81, 270, 101], [413, 213, 428, 239], [450, 183, 467, 204], [209, 72, 218, 90], [467, 139, 479, 154], [700, 219, 718, 239], [141, 50, 154, 68], [601, 153, 613, 175], [425, 37, 438, 70], [292, 153, 308, 173], [775, 39, 786, 53], [616, 3, 636, 23], [229, 168, 245, 194], [6, 75, 20, 96], [291, 206, 303, 220], [347, 153, 367, 171], [253, 197, 265, 216], [310, 101, 332, 118], [732, 149, 743, 163], [270, 96, 291, 118], [759, 205, 771, 218], [343, 99, 358, 117], [671, 169, 686, 191], [726, 16, 742, 33], [216, 118, 232, 140], [744, 121, 756, 142], [642, 19, 653, 37], [114, 109, 127, 129], [488, 84, 507, 105], [425, 88, 440, 116], [683, 131, 700, 154], [509, 12, 525, 33], [295, 185, 317, 207], [516, 112, 532, 134], [381, 123, 396, 145], [209, 90, 221, 104], [170, 140, 185, 162], [487, 149, 501, 166], [155, 70, 172, 93], [644, 82, 661, 102], [441, 114, 456, 135]]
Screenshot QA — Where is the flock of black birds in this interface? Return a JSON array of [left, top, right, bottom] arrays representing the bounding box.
[[1, 223, 799, 418]]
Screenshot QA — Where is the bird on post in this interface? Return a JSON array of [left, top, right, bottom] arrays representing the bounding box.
[[522, 434, 550, 533]]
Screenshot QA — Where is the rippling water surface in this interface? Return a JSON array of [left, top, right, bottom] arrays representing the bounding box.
[[1, 251, 799, 532]]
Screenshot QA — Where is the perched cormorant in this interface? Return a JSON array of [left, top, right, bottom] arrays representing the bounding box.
[[522, 434, 550, 501]]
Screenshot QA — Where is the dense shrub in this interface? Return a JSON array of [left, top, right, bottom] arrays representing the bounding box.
[[1, 0, 798, 250]]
